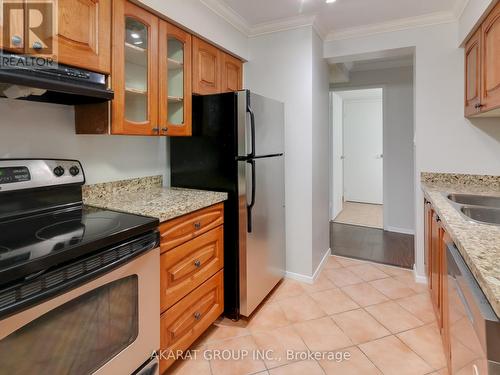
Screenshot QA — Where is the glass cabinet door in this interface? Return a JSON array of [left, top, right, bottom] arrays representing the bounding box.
[[159, 21, 192, 136], [112, 0, 158, 135]]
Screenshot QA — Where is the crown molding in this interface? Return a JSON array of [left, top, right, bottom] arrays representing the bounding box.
[[249, 14, 317, 37], [199, 0, 251, 36], [201, 0, 466, 42], [324, 11, 457, 42]]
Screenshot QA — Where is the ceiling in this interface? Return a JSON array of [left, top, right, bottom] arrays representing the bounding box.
[[204, 0, 466, 39]]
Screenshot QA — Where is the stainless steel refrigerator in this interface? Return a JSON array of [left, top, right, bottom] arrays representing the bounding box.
[[170, 90, 285, 319]]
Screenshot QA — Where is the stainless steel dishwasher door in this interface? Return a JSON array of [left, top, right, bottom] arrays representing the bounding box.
[[447, 243, 500, 375]]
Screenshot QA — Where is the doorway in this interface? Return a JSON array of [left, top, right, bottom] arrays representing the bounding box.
[[331, 88, 384, 229]]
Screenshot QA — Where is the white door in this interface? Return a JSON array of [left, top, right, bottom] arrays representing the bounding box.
[[343, 98, 383, 204], [331, 92, 344, 219]]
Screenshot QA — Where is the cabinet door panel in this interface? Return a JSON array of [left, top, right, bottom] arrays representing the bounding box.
[[160, 226, 223, 312], [221, 52, 243, 92], [159, 21, 192, 136], [52, 0, 111, 73], [464, 30, 481, 117], [0, 0, 25, 53], [481, 2, 500, 112], [112, 0, 158, 135], [192, 36, 221, 95], [160, 271, 223, 373]]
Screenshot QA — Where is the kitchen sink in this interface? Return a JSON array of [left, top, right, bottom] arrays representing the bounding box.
[[461, 206, 500, 225], [447, 194, 500, 208]]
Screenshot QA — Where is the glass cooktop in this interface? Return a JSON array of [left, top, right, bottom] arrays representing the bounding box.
[[0, 205, 158, 286]]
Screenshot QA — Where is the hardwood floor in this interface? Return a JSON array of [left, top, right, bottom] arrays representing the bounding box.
[[330, 222, 415, 269]]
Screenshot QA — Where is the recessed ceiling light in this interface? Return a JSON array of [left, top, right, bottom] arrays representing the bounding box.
[[131, 32, 140, 39], [326, 0, 336, 3]]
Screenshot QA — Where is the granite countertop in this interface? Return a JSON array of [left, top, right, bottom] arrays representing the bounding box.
[[421, 173, 500, 317], [82, 176, 228, 223]]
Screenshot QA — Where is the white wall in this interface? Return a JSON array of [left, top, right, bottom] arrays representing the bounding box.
[[332, 67, 415, 233], [245, 27, 313, 277], [324, 22, 500, 277], [458, 0, 497, 45], [0, 99, 169, 185], [138, 0, 249, 60], [246, 26, 330, 278], [311, 30, 331, 273]]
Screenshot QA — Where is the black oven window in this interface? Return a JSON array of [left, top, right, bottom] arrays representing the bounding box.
[[0, 275, 139, 375]]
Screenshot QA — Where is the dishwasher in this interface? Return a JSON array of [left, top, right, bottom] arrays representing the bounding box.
[[447, 242, 500, 375]]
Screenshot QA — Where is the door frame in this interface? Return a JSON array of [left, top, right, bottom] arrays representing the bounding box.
[[330, 86, 388, 230]]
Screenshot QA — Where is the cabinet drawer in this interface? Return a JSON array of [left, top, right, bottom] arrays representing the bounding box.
[[160, 270, 224, 373], [159, 203, 224, 253], [161, 226, 224, 312]]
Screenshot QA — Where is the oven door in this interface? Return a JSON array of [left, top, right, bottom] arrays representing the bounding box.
[[0, 247, 160, 375]]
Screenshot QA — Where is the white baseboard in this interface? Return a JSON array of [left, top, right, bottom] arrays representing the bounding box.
[[385, 226, 415, 235], [413, 265, 428, 285], [285, 248, 331, 285]]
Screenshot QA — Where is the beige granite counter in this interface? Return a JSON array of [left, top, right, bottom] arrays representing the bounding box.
[[421, 173, 500, 317], [82, 175, 228, 223]]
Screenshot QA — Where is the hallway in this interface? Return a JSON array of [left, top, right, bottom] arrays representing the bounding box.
[[333, 202, 383, 229]]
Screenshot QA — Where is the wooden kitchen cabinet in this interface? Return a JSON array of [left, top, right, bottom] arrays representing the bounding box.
[[192, 36, 222, 95], [0, 0, 25, 53], [159, 203, 225, 374], [160, 271, 224, 373], [0, 0, 111, 73], [111, 0, 158, 135], [221, 52, 243, 92], [480, 1, 500, 114], [425, 200, 451, 371], [464, 29, 482, 117], [51, 0, 111, 73], [160, 225, 224, 311], [465, 1, 500, 117], [159, 21, 192, 136]]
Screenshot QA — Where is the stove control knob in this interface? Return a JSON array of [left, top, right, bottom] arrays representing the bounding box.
[[69, 166, 80, 176], [53, 166, 65, 177]]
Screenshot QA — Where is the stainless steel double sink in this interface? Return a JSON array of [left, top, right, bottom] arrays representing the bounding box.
[[447, 193, 500, 225]]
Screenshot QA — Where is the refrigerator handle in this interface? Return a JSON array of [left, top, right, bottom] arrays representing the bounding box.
[[247, 93, 256, 159], [247, 159, 256, 233]]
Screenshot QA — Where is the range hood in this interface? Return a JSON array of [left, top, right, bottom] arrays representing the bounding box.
[[0, 52, 113, 105]]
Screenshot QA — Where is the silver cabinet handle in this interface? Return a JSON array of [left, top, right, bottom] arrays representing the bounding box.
[[194, 222, 201, 230], [194, 311, 201, 320], [11, 35, 22, 45], [32, 41, 43, 50], [194, 259, 201, 268]]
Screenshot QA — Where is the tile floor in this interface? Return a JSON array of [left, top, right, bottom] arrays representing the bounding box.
[[168, 256, 447, 375], [334, 202, 383, 229]]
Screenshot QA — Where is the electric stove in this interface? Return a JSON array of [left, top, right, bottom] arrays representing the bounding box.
[[0, 159, 159, 287]]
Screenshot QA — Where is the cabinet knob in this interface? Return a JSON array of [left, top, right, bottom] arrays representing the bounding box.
[[152, 127, 159, 133], [194, 259, 201, 268], [32, 41, 43, 50], [161, 127, 168, 132], [194, 311, 201, 320], [194, 222, 201, 230], [475, 103, 484, 109], [11, 35, 22, 46]]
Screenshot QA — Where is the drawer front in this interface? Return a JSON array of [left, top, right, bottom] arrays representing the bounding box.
[[160, 270, 224, 373], [160, 226, 224, 312], [159, 203, 224, 253]]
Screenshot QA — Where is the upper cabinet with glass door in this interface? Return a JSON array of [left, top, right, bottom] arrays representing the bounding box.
[[111, 0, 158, 135], [159, 21, 192, 136]]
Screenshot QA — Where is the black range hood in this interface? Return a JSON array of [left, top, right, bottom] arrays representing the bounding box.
[[0, 52, 113, 105]]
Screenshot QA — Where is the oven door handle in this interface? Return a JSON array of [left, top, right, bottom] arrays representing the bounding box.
[[0, 231, 159, 320]]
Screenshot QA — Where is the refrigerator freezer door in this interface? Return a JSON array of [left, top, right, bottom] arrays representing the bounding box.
[[237, 91, 285, 158], [238, 155, 286, 317]]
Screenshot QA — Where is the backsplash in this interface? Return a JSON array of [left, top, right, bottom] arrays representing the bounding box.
[[82, 175, 163, 201], [421, 172, 500, 188]]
